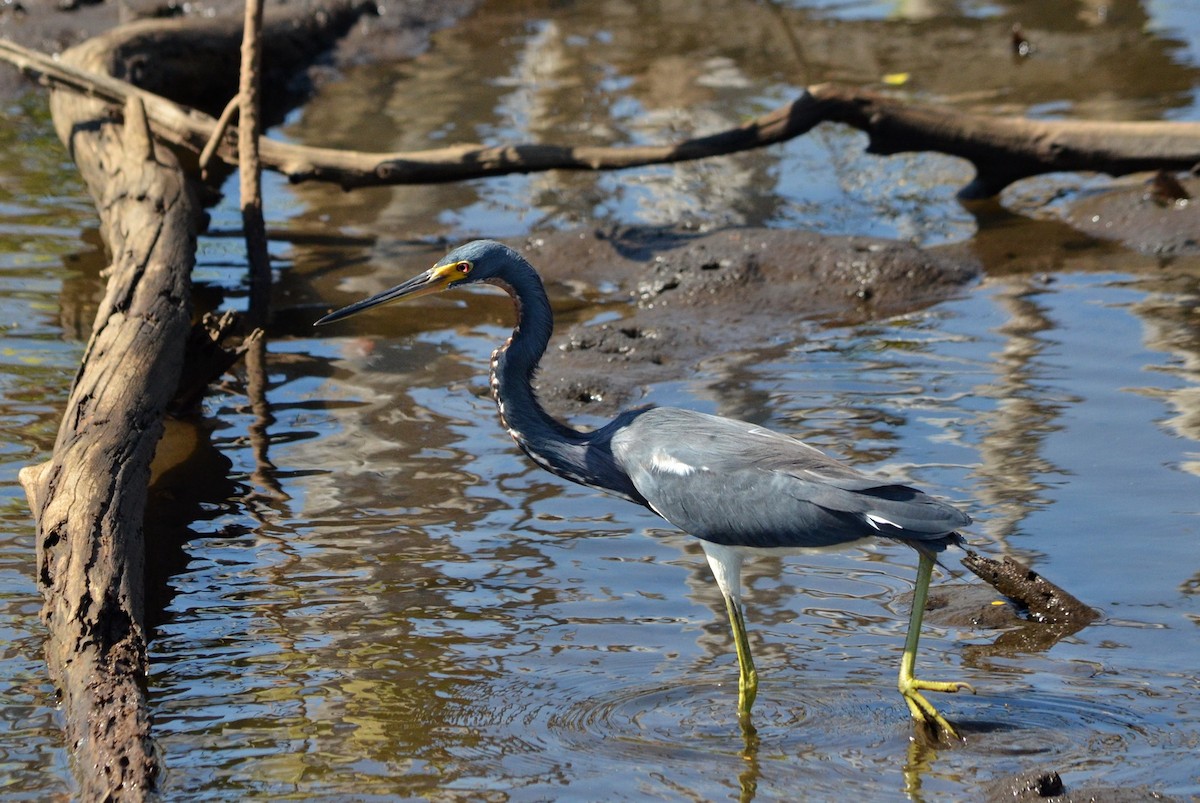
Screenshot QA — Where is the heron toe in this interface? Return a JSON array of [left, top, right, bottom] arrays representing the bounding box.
[[899, 676, 974, 740]]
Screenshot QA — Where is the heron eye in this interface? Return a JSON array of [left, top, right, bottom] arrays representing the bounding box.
[[456, 261, 472, 274]]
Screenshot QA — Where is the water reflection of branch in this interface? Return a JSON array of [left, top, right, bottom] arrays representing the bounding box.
[[971, 277, 1072, 548], [244, 331, 290, 506]]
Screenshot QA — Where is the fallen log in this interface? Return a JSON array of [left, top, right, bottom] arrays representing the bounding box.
[[20, 78, 197, 799], [11, 3, 377, 798]]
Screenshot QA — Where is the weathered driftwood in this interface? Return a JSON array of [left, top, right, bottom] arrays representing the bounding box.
[[957, 551, 1097, 656], [10, 4, 375, 798], [20, 66, 199, 797], [2, 37, 1197, 196]]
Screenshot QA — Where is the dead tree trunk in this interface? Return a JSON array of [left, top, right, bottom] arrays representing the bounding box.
[[18, 36, 200, 796], [13, 4, 378, 798]]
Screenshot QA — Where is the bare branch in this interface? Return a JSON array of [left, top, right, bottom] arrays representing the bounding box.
[[238, 0, 270, 319], [4, 37, 1199, 196], [25, 31, 200, 796], [200, 94, 240, 176]]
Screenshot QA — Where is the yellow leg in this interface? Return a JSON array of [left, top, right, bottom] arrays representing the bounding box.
[[898, 552, 974, 740], [723, 593, 759, 726]]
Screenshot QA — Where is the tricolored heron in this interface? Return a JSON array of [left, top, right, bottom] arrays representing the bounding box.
[[317, 240, 974, 739]]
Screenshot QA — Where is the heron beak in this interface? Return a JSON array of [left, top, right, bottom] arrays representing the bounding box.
[[314, 264, 456, 325]]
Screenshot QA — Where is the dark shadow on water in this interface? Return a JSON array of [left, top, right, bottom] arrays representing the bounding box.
[[143, 416, 243, 635]]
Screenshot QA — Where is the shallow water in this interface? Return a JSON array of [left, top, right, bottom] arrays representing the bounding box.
[[3, 0, 1200, 799]]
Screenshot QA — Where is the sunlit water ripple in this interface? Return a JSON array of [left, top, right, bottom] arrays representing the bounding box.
[[4, 1, 1200, 798]]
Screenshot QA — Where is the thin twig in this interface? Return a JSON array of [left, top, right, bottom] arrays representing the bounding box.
[[236, 0, 286, 505], [200, 94, 240, 178], [238, 0, 270, 321]]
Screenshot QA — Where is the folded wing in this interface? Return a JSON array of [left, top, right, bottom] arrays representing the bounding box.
[[610, 407, 969, 551]]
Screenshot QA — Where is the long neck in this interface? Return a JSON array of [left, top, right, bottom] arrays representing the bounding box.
[[486, 262, 638, 501], [487, 264, 586, 457]]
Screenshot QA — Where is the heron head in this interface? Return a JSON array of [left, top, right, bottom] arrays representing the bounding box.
[[315, 239, 518, 325]]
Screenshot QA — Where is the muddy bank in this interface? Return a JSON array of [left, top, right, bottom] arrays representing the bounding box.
[[1064, 173, 1200, 256], [506, 226, 980, 414]]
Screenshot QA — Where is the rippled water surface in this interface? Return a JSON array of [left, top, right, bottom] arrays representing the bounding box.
[[3, 1, 1200, 799]]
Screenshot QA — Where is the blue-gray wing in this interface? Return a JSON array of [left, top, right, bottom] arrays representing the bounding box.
[[608, 407, 969, 551]]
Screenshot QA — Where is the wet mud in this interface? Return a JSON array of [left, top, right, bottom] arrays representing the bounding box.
[[1065, 174, 1200, 256], [517, 226, 980, 414], [983, 767, 1179, 803]]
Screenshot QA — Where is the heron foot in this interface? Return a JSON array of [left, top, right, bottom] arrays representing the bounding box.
[[899, 677, 974, 741]]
